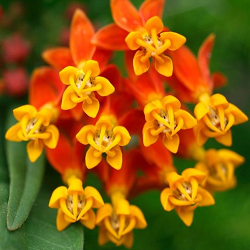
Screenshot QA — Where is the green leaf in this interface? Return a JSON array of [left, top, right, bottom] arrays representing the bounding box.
[[6, 109, 46, 231]]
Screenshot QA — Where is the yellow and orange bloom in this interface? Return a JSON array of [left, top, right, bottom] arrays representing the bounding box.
[[5, 105, 59, 162], [143, 95, 197, 153], [76, 115, 131, 169], [194, 93, 248, 146], [96, 199, 147, 248], [93, 0, 186, 76], [59, 61, 115, 118], [49, 176, 104, 231], [161, 168, 215, 226], [195, 149, 244, 192]]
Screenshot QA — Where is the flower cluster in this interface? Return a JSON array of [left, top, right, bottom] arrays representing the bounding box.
[[5, 0, 248, 248]]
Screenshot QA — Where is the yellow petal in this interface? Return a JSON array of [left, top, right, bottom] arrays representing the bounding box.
[[160, 32, 186, 51], [82, 60, 100, 77], [115, 199, 130, 215], [77, 198, 93, 220], [106, 146, 122, 170], [175, 110, 197, 129], [130, 205, 147, 228], [162, 133, 179, 153], [49, 186, 68, 208], [59, 66, 78, 85], [210, 93, 229, 109], [215, 129, 232, 146], [182, 168, 206, 184], [176, 207, 194, 227], [27, 139, 44, 162], [161, 95, 181, 111], [145, 16, 163, 34], [154, 54, 173, 77], [86, 146, 102, 169], [43, 125, 59, 149], [67, 178, 84, 195], [80, 209, 96, 229], [56, 209, 72, 231], [142, 122, 159, 147], [121, 217, 136, 236], [198, 186, 215, 207], [133, 50, 150, 76], [160, 188, 175, 211], [167, 172, 184, 189], [61, 86, 78, 110], [13, 105, 37, 121], [193, 123, 208, 146], [144, 100, 161, 121], [85, 186, 104, 208], [37, 108, 53, 126], [98, 226, 109, 245], [76, 125, 95, 145], [226, 103, 248, 125], [113, 126, 131, 146], [95, 76, 115, 96], [125, 31, 143, 50], [82, 95, 100, 118], [218, 149, 245, 166], [96, 204, 113, 224], [194, 102, 209, 120], [5, 123, 22, 142]]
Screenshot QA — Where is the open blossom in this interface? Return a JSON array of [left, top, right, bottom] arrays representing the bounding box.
[[59, 61, 114, 118], [195, 149, 244, 192], [194, 93, 248, 146], [96, 199, 147, 248], [5, 105, 59, 162], [93, 0, 186, 76], [76, 115, 131, 169], [49, 176, 104, 231], [161, 169, 215, 226], [143, 95, 197, 153]]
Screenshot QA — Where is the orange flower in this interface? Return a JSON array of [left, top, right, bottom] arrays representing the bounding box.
[[161, 169, 215, 226], [93, 0, 186, 76]]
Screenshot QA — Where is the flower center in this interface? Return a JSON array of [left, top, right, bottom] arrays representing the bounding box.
[[75, 72, 94, 95], [25, 117, 45, 139], [67, 194, 85, 216], [173, 181, 192, 201], [111, 213, 120, 233], [208, 107, 228, 131]]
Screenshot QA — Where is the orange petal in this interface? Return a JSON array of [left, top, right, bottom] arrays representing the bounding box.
[[42, 47, 74, 70], [70, 9, 95, 66], [92, 48, 113, 72], [139, 0, 165, 23], [212, 72, 227, 89], [111, 0, 143, 32], [198, 34, 215, 88], [29, 67, 64, 109], [92, 23, 129, 51]]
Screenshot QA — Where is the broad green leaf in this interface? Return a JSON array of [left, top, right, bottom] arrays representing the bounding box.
[[6, 109, 46, 231]]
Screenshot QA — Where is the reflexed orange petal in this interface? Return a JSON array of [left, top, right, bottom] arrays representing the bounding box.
[[92, 24, 129, 51], [139, 0, 165, 23], [212, 72, 227, 89], [92, 48, 113, 71], [154, 55, 173, 77], [198, 34, 215, 88], [42, 47, 74, 70], [30, 67, 64, 109], [70, 9, 95, 66], [111, 0, 143, 32]]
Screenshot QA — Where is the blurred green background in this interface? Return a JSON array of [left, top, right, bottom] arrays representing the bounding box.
[[0, 0, 250, 249]]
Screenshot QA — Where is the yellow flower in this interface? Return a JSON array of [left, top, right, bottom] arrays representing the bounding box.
[[76, 115, 131, 169], [194, 93, 248, 146], [59, 60, 115, 118], [143, 95, 197, 153], [125, 16, 186, 77], [160, 168, 215, 226], [5, 105, 59, 162], [195, 149, 244, 192], [49, 176, 104, 231], [96, 199, 147, 248]]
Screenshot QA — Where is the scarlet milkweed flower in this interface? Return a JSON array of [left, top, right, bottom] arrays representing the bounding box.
[[194, 93, 248, 146], [195, 149, 244, 192], [92, 0, 186, 76], [161, 168, 215, 226], [49, 175, 104, 231], [96, 151, 147, 248], [42, 9, 114, 118], [5, 105, 59, 162]]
